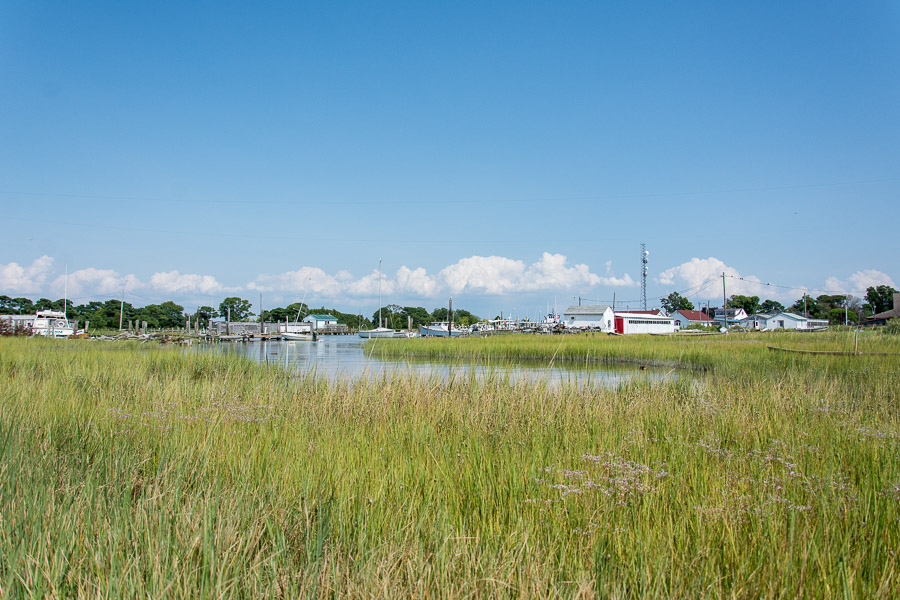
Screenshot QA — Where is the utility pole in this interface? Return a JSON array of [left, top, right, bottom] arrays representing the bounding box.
[[448, 297, 453, 335], [641, 244, 649, 311], [722, 272, 727, 328], [119, 288, 125, 331]]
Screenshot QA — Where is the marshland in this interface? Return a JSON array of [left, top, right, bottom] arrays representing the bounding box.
[[1, 331, 899, 598]]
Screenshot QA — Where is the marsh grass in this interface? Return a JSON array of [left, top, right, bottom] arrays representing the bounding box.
[[1, 334, 898, 598]]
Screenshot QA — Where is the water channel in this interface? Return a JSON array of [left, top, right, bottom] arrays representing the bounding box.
[[200, 336, 675, 388]]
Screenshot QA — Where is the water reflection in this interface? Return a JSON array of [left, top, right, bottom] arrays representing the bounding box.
[[197, 336, 674, 388]]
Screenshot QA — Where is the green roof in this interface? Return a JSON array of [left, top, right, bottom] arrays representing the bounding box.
[[307, 314, 337, 320]]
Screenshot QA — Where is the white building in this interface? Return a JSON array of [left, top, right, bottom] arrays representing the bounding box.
[[713, 308, 748, 327], [303, 313, 339, 331], [764, 312, 828, 330], [563, 305, 615, 331], [614, 312, 676, 335]]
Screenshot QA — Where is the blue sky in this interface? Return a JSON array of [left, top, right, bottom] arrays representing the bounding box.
[[1, 2, 898, 319]]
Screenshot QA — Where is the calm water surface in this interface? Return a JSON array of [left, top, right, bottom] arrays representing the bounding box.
[[199, 336, 675, 388]]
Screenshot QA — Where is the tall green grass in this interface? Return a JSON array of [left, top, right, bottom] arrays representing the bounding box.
[[1, 335, 898, 598], [368, 329, 900, 371]]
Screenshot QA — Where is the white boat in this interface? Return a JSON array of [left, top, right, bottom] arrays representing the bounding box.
[[31, 310, 75, 338], [282, 332, 315, 341], [358, 327, 397, 339], [358, 258, 402, 339], [419, 322, 464, 337]]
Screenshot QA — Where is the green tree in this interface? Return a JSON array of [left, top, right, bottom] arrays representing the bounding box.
[[400, 306, 432, 329], [789, 295, 818, 317], [219, 297, 253, 322], [726, 295, 760, 315], [759, 299, 785, 314], [827, 308, 856, 325], [660, 292, 694, 314], [196, 306, 219, 327], [865, 285, 898, 314]]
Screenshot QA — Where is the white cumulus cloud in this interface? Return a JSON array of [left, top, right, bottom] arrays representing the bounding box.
[[395, 266, 440, 297], [657, 257, 775, 299], [825, 270, 895, 296], [247, 266, 342, 296], [150, 270, 228, 295], [0, 255, 54, 294], [50, 268, 143, 297], [436, 253, 634, 295], [439, 255, 525, 294]]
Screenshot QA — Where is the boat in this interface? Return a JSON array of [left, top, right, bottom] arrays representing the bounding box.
[[31, 310, 75, 338], [358, 327, 398, 339], [282, 331, 315, 341], [419, 322, 464, 337], [358, 258, 402, 339]]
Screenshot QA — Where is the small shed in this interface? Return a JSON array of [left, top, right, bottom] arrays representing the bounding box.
[[303, 313, 339, 331]]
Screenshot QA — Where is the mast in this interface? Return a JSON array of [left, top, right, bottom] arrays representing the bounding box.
[[378, 258, 383, 328]]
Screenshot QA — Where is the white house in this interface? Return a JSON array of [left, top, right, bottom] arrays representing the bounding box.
[[713, 308, 748, 327], [764, 312, 828, 330], [671, 310, 715, 329], [563, 305, 615, 331], [614, 312, 676, 335], [303, 313, 339, 331]]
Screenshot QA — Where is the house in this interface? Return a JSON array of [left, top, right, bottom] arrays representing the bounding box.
[[712, 308, 748, 327], [613, 312, 676, 335], [671, 310, 715, 329], [736, 313, 772, 330], [303, 313, 339, 331], [866, 293, 900, 326], [764, 312, 828, 330], [563, 305, 615, 331]]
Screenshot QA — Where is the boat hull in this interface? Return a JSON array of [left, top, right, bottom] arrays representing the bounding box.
[[358, 328, 398, 339]]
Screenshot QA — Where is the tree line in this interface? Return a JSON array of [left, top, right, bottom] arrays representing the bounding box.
[[659, 285, 897, 324], [0, 295, 482, 331]]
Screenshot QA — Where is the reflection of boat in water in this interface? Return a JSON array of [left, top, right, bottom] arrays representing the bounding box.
[[419, 322, 464, 337], [32, 310, 75, 338]]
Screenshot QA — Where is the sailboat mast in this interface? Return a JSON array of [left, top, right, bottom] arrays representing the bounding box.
[[378, 258, 383, 329]]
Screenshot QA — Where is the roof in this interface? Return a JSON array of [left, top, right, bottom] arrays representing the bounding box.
[[775, 312, 808, 321], [564, 305, 612, 316], [620, 309, 662, 315], [674, 310, 713, 322], [616, 312, 672, 320], [869, 307, 900, 320], [306, 313, 337, 320]]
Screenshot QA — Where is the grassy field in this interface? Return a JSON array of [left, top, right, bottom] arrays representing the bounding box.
[[1, 333, 898, 598]]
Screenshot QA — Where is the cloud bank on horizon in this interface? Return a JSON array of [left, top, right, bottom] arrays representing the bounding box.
[[1, 253, 895, 308]]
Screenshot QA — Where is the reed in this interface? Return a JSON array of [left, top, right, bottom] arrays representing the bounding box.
[[1, 335, 898, 598]]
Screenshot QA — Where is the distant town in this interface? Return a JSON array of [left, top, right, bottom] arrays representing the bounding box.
[[1, 284, 898, 337]]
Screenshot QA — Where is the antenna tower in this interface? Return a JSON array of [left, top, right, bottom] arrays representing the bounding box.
[[640, 243, 649, 310]]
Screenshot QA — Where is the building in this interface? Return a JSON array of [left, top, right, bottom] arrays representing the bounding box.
[[763, 312, 829, 330], [671, 309, 715, 329], [563, 305, 615, 331], [866, 293, 900, 326], [303, 314, 339, 331], [613, 312, 676, 335], [712, 308, 748, 327], [737, 313, 772, 330]]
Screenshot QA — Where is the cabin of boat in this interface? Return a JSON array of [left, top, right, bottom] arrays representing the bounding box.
[[31, 310, 75, 338]]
